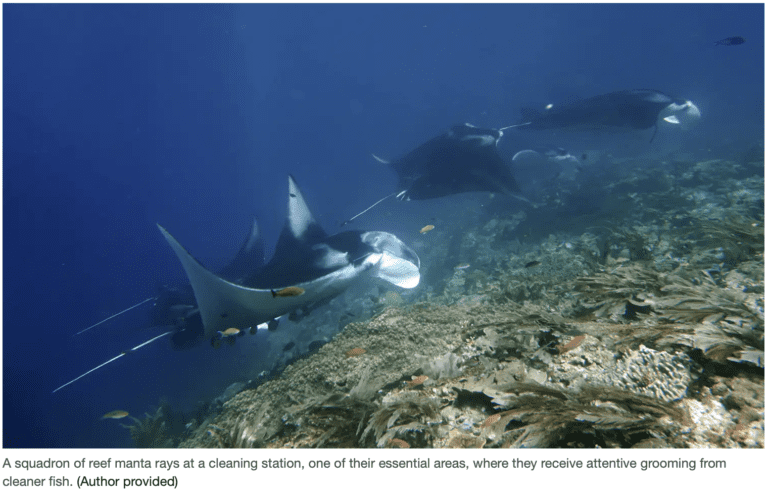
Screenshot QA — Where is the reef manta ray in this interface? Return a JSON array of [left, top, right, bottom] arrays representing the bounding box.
[[342, 123, 521, 226], [502, 89, 701, 142], [374, 123, 520, 201], [159, 174, 421, 339], [53, 175, 420, 393]]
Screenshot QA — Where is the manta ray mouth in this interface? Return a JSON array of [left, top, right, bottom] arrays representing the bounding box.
[[375, 252, 420, 289], [660, 100, 701, 130], [361, 230, 421, 289]]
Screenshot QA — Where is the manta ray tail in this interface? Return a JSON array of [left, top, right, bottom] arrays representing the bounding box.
[[71, 296, 157, 337], [338, 153, 409, 226], [498, 122, 533, 132], [371, 153, 391, 164], [53, 330, 172, 393], [340, 190, 405, 227]]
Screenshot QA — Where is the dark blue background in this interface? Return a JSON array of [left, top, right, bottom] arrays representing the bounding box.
[[3, 3, 763, 447]]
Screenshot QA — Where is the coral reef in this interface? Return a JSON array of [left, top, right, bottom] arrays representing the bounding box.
[[588, 344, 697, 402], [360, 392, 442, 448], [170, 151, 762, 449], [122, 399, 189, 448]]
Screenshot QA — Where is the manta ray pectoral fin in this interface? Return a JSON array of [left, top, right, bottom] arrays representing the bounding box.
[[663, 115, 681, 124], [217, 217, 264, 282], [158, 225, 285, 335], [287, 175, 325, 240]]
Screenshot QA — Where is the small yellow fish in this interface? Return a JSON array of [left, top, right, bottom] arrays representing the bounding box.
[[214, 327, 242, 340], [420, 224, 435, 234], [101, 410, 129, 420], [271, 286, 305, 298]]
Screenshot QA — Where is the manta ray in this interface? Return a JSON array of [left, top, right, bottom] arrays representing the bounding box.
[[342, 123, 521, 226], [53, 175, 420, 393], [503, 89, 701, 142], [216, 217, 265, 283], [152, 216, 265, 328], [160, 174, 420, 342], [71, 216, 266, 339], [374, 123, 520, 201]]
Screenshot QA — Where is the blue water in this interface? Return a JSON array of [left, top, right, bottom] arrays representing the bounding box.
[[2, 3, 763, 447]]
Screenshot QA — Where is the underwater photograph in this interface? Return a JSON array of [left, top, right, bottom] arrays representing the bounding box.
[[2, 2, 764, 449]]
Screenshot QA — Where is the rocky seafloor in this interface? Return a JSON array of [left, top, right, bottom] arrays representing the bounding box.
[[127, 147, 764, 449]]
